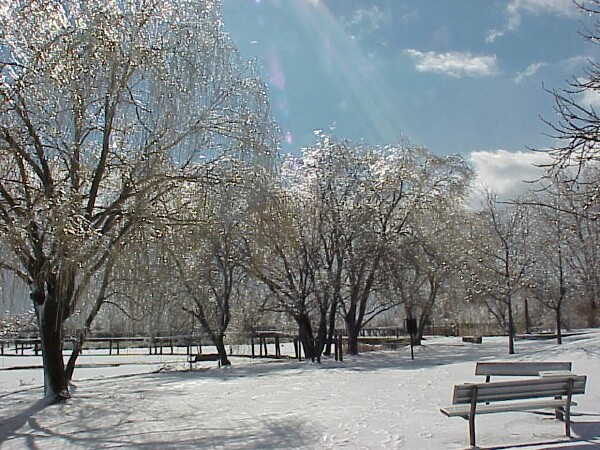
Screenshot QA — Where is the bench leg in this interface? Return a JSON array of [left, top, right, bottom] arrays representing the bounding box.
[[468, 414, 476, 447], [564, 381, 573, 437], [555, 406, 564, 421]]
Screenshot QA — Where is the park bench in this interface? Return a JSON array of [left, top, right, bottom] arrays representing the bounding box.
[[187, 353, 221, 369], [440, 374, 586, 447], [476, 361, 572, 382]]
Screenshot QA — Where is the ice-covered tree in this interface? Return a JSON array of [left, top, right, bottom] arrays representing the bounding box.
[[542, 0, 600, 213], [0, 0, 275, 401], [522, 169, 599, 331], [248, 173, 324, 361], [557, 169, 600, 326], [281, 134, 472, 355], [382, 192, 471, 345], [527, 188, 572, 344], [467, 194, 534, 354], [168, 160, 269, 366]]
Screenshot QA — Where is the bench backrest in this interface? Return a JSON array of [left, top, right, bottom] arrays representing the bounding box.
[[452, 376, 587, 405], [475, 361, 572, 377]]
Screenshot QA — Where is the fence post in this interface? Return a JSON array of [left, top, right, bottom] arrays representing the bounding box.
[[262, 336, 268, 357]]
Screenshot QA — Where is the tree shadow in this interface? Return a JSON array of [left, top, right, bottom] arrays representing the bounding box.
[[483, 439, 600, 450], [21, 414, 320, 449], [1, 375, 324, 449], [572, 419, 600, 440], [0, 396, 53, 447], [469, 417, 600, 450]]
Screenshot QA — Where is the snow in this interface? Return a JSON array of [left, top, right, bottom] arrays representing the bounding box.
[[1, 332, 599, 449]]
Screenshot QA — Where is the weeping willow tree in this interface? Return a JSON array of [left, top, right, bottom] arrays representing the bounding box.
[[0, 0, 277, 401]]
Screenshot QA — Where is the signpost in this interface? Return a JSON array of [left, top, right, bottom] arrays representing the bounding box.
[[405, 318, 417, 360]]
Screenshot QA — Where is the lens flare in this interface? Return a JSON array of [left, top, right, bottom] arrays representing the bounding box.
[[285, 131, 293, 144], [268, 48, 285, 91]]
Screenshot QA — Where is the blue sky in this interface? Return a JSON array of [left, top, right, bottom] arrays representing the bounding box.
[[222, 0, 597, 158]]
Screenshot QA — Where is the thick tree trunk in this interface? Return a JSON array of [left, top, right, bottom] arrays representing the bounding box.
[[344, 317, 359, 355], [414, 318, 425, 346], [297, 314, 315, 361], [313, 306, 329, 363], [36, 298, 69, 401], [215, 334, 231, 366]]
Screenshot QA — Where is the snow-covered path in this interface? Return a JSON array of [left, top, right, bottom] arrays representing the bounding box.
[[1, 332, 599, 449]]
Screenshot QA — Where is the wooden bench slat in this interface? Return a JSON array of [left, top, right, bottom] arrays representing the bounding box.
[[476, 361, 572, 377], [440, 398, 575, 417], [457, 386, 583, 404], [453, 383, 586, 404], [452, 376, 586, 404], [452, 378, 586, 404]]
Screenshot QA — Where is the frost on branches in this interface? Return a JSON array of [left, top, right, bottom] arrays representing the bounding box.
[[0, 0, 277, 401]]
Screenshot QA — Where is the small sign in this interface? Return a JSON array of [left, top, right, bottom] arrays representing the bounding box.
[[405, 318, 417, 360], [405, 318, 417, 335]]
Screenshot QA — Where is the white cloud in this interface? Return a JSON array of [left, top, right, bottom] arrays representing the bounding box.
[[468, 150, 552, 207], [487, 0, 579, 43], [564, 55, 590, 70], [580, 84, 600, 109], [513, 61, 546, 83], [404, 49, 499, 78], [512, 0, 578, 17], [343, 6, 392, 39], [348, 6, 386, 29], [485, 29, 505, 44]]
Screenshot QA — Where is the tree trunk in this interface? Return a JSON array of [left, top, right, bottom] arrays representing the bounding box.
[[215, 334, 231, 366], [587, 297, 597, 327], [313, 305, 330, 363], [413, 278, 440, 345], [344, 316, 359, 355], [65, 260, 114, 380], [36, 297, 69, 401], [524, 297, 531, 334], [297, 314, 315, 361], [414, 317, 425, 346], [323, 299, 337, 356], [65, 332, 85, 381], [507, 297, 515, 355], [555, 306, 563, 345]]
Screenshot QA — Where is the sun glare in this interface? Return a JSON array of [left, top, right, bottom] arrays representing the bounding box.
[[289, 0, 418, 143]]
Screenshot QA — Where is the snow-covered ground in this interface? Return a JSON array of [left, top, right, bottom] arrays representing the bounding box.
[[1, 331, 599, 449]]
